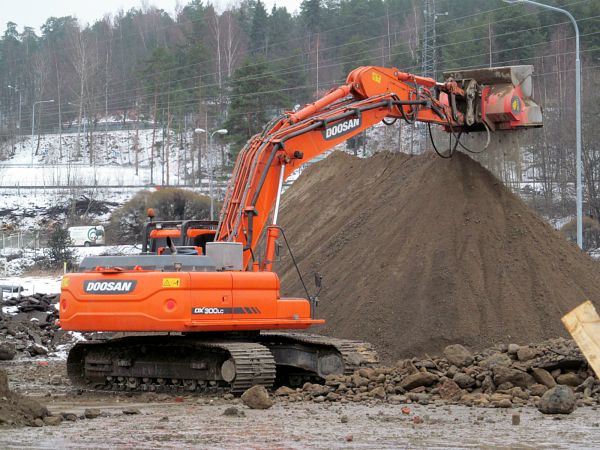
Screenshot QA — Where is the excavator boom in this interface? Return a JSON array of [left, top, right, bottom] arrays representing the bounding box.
[[216, 65, 542, 269]]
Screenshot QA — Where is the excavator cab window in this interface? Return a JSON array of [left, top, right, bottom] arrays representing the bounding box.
[[141, 220, 218, 254]]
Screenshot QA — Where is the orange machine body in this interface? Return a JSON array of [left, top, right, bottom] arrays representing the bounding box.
[[59, 270, 322, 332]]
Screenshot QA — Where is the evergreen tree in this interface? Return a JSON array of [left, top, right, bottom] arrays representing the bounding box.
[[224, 57, 287, 159], [46, 225, 75, 270], [249, 0, 268, 55]]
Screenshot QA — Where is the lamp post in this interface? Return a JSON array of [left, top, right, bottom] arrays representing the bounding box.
[[7, 85, 22, 134], [194, 128, 228, 220], [31, 99, 54, 165], [503, 0, 583, 249]]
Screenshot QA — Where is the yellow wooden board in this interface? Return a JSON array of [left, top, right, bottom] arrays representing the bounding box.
[[562, 300, 600, 379]]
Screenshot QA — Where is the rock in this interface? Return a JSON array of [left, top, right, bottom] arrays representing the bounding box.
[[490, 393, 512, 402], [556, 373, 581, 387], [443, 344, 473, 367], [481, 375, 496, 394], [507, 344, 520, 355], [241, 386, 273, 410], [516, 346, 538, 362], [480, 353, 512, 369], [460, 393, 489, 406], [399, 371, 438, 390], [122, 408, 141, 415], [493, 367, 535, 388], [453, 373, 475, 389], [496, 382, 514, 391], [274, 386, 295, 396], [495, 399, 513, 408], [223, 407, 244, 417], [49, 375, 62, 385], [43, 415, 63, 426], [438, 378, 463, 401], [529, 384, 548, 397], [532, 368, 556, 388], [84, 408, 103, 419], [352, 374, 369, 388], [27, 343, 48, 356], [512, 413, 520, 425], [407, 392, 430, 404], [538, 385, 577, 414], [576, 376, 595, 393], [0, 342, 16, 360], [340, 415, 348, 423], [370, 386, 386, 399], [31, 418, 44, 427], [61, 412, 78, 422]]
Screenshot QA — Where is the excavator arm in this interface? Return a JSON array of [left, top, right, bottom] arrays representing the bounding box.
[[216, 65, 542, 270]]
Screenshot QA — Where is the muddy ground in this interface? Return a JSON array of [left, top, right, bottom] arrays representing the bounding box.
[[2, 360, 600, 449]]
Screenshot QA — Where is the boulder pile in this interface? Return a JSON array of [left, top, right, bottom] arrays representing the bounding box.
[[275, 338, 597, 412], [1, 293, 76, 359]]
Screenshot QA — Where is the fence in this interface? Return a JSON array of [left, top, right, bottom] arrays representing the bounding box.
[[0, 231, 44, 255]]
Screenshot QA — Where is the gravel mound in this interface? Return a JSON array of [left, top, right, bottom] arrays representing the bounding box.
[[277, 151, 600, 362]]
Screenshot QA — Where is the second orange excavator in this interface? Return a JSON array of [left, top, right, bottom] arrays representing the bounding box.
[[59, 65, 542, 392]]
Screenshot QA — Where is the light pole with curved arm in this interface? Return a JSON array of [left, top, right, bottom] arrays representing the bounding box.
[[503, 0, 582, 249]]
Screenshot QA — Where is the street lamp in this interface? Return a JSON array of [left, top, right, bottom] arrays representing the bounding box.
[[31, 99, 54, 165], [194, 128, 228, 220], [503, 0, 583, 249], [7, 85, 22, 134]]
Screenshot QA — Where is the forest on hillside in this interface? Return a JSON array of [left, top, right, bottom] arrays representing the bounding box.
[[1, 0, 600, 228]]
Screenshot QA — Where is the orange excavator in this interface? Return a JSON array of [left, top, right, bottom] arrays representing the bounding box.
[[59, 65, 542, 393]]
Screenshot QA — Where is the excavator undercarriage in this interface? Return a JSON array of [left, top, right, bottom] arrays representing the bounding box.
[[67, 332, 378, 394]]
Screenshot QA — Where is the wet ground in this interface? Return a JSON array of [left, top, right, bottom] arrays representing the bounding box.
[[2, 360, 600, 449]]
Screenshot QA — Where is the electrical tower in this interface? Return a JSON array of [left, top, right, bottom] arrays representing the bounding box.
[[421, 0, 437, 79]]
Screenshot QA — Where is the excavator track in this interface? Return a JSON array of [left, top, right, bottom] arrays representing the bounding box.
[[259, 332, 379, 384], [67, 335, 276, 394], [66, 332, 378, 394]]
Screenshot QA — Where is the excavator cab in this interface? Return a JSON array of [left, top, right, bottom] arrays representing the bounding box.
[[141, 218, 218, 255]]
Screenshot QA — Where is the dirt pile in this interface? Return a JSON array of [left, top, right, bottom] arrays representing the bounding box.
[[277, 151, 600, 362], [275, 338, 600, 409], [0, 369, 48, 427]]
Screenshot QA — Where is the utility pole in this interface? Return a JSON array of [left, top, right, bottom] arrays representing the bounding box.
[[420, 1, 447, 153]]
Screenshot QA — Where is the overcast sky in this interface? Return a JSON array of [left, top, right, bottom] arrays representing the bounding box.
[[3, 0, 304, 34]]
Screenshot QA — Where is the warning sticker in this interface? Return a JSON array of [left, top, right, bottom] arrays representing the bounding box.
[[162, 278, 181, 288]]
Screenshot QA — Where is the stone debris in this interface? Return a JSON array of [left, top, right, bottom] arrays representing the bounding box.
[[275, 339, 598, 412], [1, 293, 87, 359], [241, 385, 273, 410], [538, 385, 577, 415], [222, 407, 245, 417]]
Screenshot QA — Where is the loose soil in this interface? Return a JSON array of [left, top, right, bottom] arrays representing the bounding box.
[[277, 151, 600, 363], [2, 361, 600, 449], [0, 369, 47, 427]]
